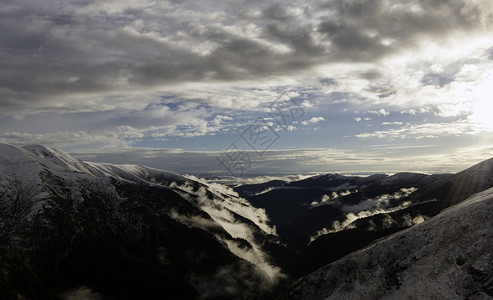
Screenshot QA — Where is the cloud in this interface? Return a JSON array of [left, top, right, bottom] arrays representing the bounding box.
[[167, 179, 283, 283], [188, 263, 271, 300], [400, 107, 434, 115], [421, 73, 454, 87], [435, 103, 472, 118], [368, 109, 389, 117], [69, 142, 493, 177], [402, 214, 428, 227], [62, 286, 103, 300], [2, 0, 492, 174], [0, 131, 131, 149], [0, 99, 249, 149], [354, 122, 482, 140], [309, 187, 418, 242], [302, 116, 325, 125], [208, 174, 311, 187], [184, 175, 277, 235], [1, 0, 492, 116]]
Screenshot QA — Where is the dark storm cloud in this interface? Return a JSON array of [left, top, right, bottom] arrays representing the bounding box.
[[0, 0, 491, 114], [315, 0, 490, 61]]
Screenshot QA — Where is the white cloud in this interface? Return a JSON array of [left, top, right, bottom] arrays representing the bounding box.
[[355, 122, 481, 140], [400, 107, 434, 115], [309, 187, 419, 242], [1, 0, 492, 176], [167, 180, 283, 283], [0, 131, 131, 149], [301, 116, 325, 125], [69, 143, 493, 178], [435, 103, 472, 117], [209, 174, 312, 187], [368, 109, 389, 117]]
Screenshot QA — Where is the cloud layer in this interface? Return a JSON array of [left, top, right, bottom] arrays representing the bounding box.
[[1, 0, 493, 173], [70, 144, 493, 176], [2, 1, 491, 99]]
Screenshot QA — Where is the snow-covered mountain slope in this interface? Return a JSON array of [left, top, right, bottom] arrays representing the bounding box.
[[286, 186, 493, 299], [409, 157, 493, 208], [3, 142, 493, 299], [0, 142, 282, 299], [236, 157, 493, 279]]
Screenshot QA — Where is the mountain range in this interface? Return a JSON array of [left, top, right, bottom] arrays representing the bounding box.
[[285, 186, 493, 299], [1, 142, 493, 299], [0, 142, 282, 299]]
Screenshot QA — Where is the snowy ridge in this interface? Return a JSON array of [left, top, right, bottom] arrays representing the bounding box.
[[4, 142, 493, 299], [22, 144, 98, 175], [84, 161, 185, 186], [286, 186, 493, 299], [0, 142, 282, 292]]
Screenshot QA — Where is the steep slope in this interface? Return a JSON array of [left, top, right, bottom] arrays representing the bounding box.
[[286, 186, 493, 299], [0, 142, 282, 299], [239, 158, 493, 278], [409, 157, 493, 208], [291, 199, 441, 277]]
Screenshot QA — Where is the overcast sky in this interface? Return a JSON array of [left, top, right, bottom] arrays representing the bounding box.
[[1, 0, 493, 176]]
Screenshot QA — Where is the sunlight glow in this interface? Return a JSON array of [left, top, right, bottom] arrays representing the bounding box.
[[469, 70, 493, 131]]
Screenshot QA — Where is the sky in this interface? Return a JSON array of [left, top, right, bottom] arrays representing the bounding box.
[[1, 0, 493, 176]]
